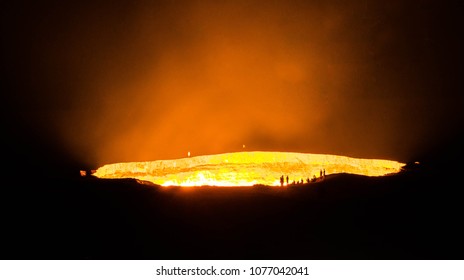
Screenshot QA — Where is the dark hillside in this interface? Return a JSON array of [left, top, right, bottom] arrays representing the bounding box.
[[2, 164, 462, 260]]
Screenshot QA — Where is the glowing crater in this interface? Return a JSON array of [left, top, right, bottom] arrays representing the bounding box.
[[92, 151, 406, 187]]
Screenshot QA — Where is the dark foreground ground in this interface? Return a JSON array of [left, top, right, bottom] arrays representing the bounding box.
[[2, 162, 463, 260]]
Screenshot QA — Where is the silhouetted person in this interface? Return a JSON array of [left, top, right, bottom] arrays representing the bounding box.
[[320, 169, 322, 178], [280, 175, 284, 186], [323, 169, 326, 178], [306, 177, 310, 184], [286, 175, 289, 185]]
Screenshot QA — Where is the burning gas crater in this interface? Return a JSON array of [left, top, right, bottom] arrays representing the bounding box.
[[92, 151, 405, 187]]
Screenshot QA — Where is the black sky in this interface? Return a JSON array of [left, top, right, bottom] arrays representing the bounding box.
[[2, 0, 463, 177]]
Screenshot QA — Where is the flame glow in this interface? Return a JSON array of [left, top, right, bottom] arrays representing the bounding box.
[[92, 151, 405, 187]]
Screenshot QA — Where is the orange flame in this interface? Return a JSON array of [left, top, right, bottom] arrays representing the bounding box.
[[92, 151, 405, 187]]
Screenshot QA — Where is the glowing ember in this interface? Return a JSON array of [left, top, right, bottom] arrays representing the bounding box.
[[92, 151, 405, 187]]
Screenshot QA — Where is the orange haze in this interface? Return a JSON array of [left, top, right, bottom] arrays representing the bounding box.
[[33, 0, 457, 168]]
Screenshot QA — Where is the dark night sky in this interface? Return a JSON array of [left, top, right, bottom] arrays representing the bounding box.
[[2, 0, 463, 177]]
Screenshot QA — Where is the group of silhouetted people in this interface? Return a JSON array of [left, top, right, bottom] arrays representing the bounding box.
[[280, 169, 326, 186]]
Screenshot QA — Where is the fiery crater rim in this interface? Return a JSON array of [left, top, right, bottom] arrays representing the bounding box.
[[90, 151, 406, 187]]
